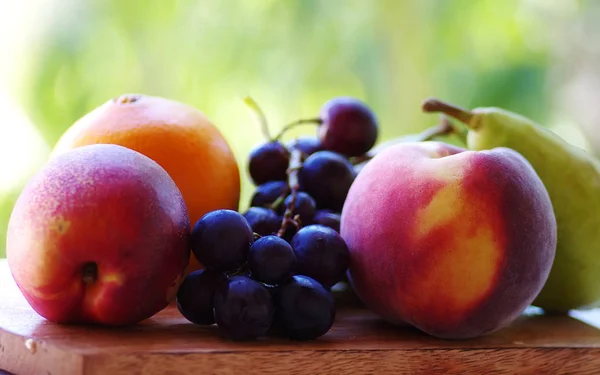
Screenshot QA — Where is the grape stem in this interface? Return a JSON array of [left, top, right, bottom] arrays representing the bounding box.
[[273, 118, 322, 141], [349, 117, 456, 165], [440, 115, 469, 143], [243, 96, 272, 141], [277, 148, 303, 237], [419, 116, 456, 141], [349, 154, 372, 166], [269, 192, 288, 211]]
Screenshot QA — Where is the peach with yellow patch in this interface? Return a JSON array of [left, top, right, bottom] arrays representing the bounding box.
[[7, 144, 191, 326], [341, 141, 556, 339]]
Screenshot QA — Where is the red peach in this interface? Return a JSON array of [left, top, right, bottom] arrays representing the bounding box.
[[6, 144, 191, 326], [340, 141, 557, 339]]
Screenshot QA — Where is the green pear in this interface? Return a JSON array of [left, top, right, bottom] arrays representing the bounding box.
[[422, 98, 600, 313]]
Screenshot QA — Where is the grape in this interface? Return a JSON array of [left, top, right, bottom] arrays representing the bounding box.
[[214, 275, 275, 340], [248, 235, 296, 285], [176, 269, 226, 325], [291, 225, 350, 288], [250, 181, 289, 212], [298, 151, 356, 212], [273, 275, 335, 341], [243, 207, 281, 237], [318, 97, 378, 157], [191, 210, 254, 272], [248, 141, 290, 185], [283, 192, 316, 225], [287, 136, 322, 158], [313, 210, 341, 233]]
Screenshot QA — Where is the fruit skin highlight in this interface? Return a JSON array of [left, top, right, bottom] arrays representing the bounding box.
[[7, 144, 191, 326], [51, 94, 240, 273], [340, 141, 557, 339]]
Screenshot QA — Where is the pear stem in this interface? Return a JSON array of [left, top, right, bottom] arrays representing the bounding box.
[[421, 98, 474, 125], [243, 96, 272, 141], [273, 118, 322, 142], [277, 149, 303, 237]]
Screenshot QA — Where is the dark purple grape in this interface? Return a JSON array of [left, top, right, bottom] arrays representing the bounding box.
[[318, 97, 378, 157], [283, 192, 316, 225], [213, 276, 275, 340], [273, 275, 335, 341], [291, 225, 350, 288], [298, 151, 356, 212], [248, 141, 290, 185], [192, 210, 254, 272], [313, 210, 341, 233], [176, 269, 226, 325], [248, 235, 295, 285], [243, 207, 281, 237], [250, 181, 289, 211], [287, 136, 322, 158]]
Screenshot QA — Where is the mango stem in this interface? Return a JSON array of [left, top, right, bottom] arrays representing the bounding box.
[[421, 98, 474, 125]]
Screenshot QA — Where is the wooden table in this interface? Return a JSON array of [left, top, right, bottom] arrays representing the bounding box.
[[1, 259, 600, 374]]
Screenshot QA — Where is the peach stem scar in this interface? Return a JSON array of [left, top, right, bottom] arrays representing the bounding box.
[[82, 262, 98, 284]]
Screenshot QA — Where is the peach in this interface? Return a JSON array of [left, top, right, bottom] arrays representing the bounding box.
[[340, 141, 557, 339], [6, 144, 191, 326]]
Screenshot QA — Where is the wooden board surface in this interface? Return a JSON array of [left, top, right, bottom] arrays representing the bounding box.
[[1, 260, 600, 375]]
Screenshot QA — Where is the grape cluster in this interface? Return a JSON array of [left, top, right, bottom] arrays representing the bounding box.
[[176, 96, 379, 341], [177, 210, 348, 341], [246, 96, 378, 232]]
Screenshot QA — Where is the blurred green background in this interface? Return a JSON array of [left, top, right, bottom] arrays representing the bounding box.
[[1, 0, 599, 258]]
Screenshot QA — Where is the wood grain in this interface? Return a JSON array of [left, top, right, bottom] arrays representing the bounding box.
[[1, 259, 600, 375]]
